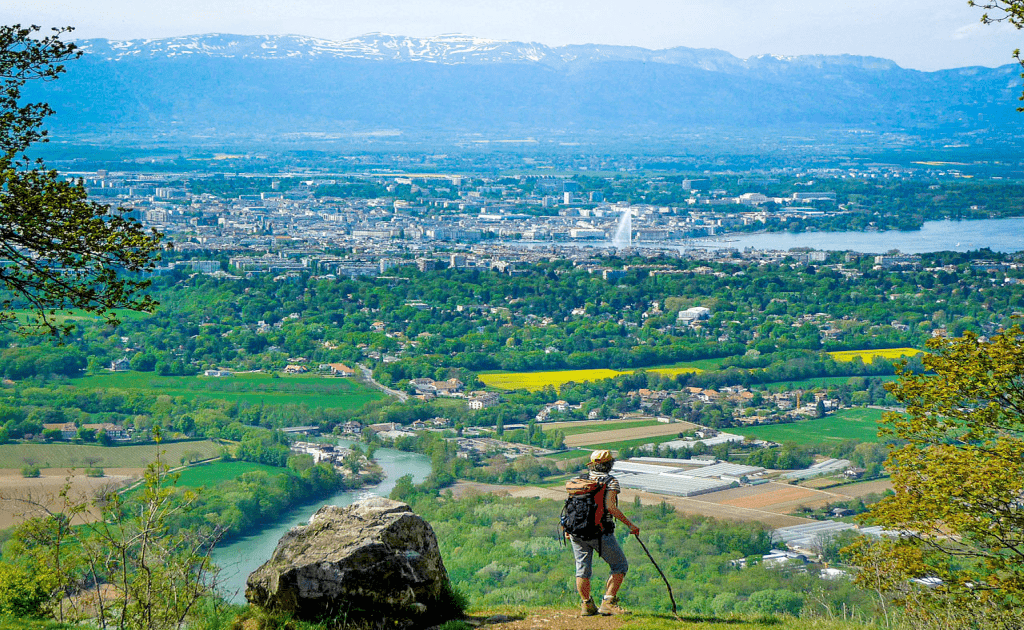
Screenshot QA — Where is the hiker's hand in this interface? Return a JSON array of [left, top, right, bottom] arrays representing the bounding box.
[[630, 525, 640, 536]]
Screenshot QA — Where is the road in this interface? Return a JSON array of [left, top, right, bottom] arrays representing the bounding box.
[[358, 363, 408, 402]]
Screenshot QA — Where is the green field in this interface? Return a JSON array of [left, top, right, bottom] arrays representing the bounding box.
[[0, 440, 222, 469], [742, 407, 891, 445], [71, 372, 383, 409], [760, 375, 900, 391], [555, 420, 661, 437], [171, 461, 289, 488]]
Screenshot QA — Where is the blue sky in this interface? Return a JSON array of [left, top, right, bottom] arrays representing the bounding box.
[[10, 0, 1022, 71]]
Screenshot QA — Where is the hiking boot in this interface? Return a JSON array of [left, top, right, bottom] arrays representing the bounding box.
[[580, 598, 598, 616], [598, 596, 626, 615]]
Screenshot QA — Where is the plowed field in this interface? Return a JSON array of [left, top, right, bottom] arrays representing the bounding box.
[[563, 422, 697, 447]]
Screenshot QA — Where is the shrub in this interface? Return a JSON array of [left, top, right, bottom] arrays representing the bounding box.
[[20, 466, 40, 478]]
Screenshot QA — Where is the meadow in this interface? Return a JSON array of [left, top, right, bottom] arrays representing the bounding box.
[[170, 460, 287, 488], [761, 374, 899, 391], [827, 348, 922, 362], [478, 363, 705, 391], [741, 407, 890, 445], [0, 440, 222, 469], [71, 371, 383, 409]]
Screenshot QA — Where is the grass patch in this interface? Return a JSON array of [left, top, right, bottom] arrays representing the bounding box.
[[828, 347, 923, 362], [71, 372, 383, 409], [742, 407, 888, 445], [0, 440, 222, 469], [171, 461, 289, 488], [760, 375, 899, 391], [0, 617, 95, 630]]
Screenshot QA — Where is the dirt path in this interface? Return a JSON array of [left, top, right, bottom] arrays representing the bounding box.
[[467, 608, 634, 630]]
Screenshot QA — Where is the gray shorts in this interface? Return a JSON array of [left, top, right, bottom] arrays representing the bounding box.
[[570, 533, 628, 579]]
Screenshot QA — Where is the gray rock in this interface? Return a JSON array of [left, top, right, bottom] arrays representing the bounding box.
[[245, 497, 457, 625]]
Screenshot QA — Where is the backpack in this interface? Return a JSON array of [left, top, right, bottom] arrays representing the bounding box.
[[560, 474, 612, 540]]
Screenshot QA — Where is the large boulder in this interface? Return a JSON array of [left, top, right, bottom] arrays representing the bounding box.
[[245, 497, 458, 626]]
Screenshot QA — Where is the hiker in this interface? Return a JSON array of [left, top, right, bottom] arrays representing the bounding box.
[[567, 449, 640, 616]]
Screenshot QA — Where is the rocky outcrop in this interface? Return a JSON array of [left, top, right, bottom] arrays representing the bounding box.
[[245, 497, 458, 626]]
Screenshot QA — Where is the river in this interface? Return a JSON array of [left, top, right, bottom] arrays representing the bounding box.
[[211, 443, 432, 603]]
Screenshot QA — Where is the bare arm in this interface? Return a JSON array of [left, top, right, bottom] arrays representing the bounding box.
[[606, 489, 640, 536]]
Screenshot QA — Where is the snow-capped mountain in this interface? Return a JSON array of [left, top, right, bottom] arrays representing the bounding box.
[[33, 33, 1021, 147], [75, 33, 898, 72]]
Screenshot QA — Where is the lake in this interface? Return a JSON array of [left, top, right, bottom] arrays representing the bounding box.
[[691, 218, 1024, 254], [211, 443, 432, 603], [520, 217, 1024, 254]]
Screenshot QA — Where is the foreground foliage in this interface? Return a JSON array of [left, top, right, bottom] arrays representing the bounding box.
[[854, 325, 1024, 627], [1, 442, 218, 630], [0, 25, 162, 338], [394, 488, 879, 623]]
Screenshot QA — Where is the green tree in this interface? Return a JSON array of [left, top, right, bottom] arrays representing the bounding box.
[[854, 325, 1024, 626], [0, 25, 161, 337]]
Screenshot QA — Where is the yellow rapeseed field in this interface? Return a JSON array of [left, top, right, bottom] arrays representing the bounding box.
[[827, 348, 923, 363], [478, 366, 701, 392]]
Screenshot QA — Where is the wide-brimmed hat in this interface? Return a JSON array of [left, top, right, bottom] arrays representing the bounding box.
[[590, 449, 614, 464]]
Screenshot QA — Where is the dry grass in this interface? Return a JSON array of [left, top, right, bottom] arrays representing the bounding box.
[[0, 468, 142, 529]]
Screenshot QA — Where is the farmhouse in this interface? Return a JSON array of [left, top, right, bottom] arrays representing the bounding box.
[[468, 391, 500, 410], [83, 423, 130, 441], [110, 357, 131, 372], [42, 422, 78, 440], [327, 363, 355, 377]]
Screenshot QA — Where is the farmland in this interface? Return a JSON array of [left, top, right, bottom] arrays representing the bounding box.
[[827, 348, 922, 363], [0, 468, 141, 529], [563, 420, 697, 448], [0, 440, 222, 469], [70, 372, 384, 409], [555, 420, 661, 436], [760, 374, 899, 390], [478, 363, 704, 392], [742, 407, 890, 445]]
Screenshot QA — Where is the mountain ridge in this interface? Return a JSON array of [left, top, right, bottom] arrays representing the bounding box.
[[30, 33, 1022, 149], [74, 32, 907, 72]]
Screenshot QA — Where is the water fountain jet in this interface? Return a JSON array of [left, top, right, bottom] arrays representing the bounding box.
[[611, 208, 632, 249]]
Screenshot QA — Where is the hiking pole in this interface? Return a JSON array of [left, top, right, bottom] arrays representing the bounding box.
[[633, 533, 679, 619]]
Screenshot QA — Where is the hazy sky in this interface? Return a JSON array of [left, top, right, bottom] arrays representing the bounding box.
[[8, 0, 1022, 71]]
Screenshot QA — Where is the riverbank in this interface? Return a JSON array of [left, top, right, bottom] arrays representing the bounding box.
[[212, 445, 432, 602]]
